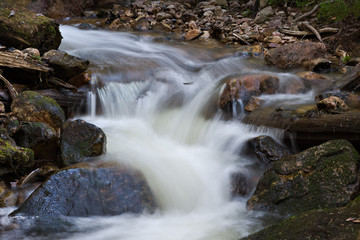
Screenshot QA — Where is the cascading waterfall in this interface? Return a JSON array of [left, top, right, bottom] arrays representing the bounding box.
[[1, 25, 315, 240]]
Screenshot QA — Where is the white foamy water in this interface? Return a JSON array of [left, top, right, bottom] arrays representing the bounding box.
[[2, 25, 304, 240]]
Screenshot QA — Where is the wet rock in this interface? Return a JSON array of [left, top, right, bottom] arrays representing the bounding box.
[[42, 50, 89, 81], [336, 63, 360, 92], [247, 140, 360, 216], [242, 196, 360, 240], [13, 122, 58, 161], [264, 41, 328, 69], [11, 91, 65, 130], [0, 5, 62, 54], [231, 172, 256, 197], [219, 74, 279, 113], [0, 128, 34, 177], [316, 96, 349, 113], [244, 96, 264, 112], [0, 187, 17, 207], [12, 163, 157, 217], [60, 119, 106, 167], [249, 135, 291, 165], [68, 72, 91, 88]]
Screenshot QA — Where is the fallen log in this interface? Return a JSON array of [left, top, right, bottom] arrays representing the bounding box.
[[0, 51, 52, 72], [280, 27, 339, 37]]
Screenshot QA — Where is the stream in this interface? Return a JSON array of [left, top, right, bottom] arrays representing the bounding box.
[[3, 25, 319, 240]]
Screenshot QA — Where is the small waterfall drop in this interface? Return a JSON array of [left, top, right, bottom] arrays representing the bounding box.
[[51, 25, 299, 240]]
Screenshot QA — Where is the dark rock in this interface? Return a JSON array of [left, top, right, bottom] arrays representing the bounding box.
[[242, 196, 360, 240], [12, 163, 157, 217], [13, 122, 58, 161], [249, 135, 291, 165], [0, 4, 62, 54], [264, 41, 328, 69], [231, 172, 253, 197], [11, 91, 65, 130], [42, 50, 89, 81], [247, 140, 360, 216], [60, 119, 106, 167], [0, 128, 34, 177]]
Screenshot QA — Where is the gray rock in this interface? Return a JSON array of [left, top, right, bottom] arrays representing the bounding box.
[[42, 50, 89, 80], [12, 163, 157, 217]]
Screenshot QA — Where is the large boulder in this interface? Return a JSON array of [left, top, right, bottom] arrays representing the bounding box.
[[13, 122, 58, 161], [60, 119, 106, 167], [11, 91, 65, 130], [264, 41, 328, 69], [242, 196, 360, 240], [219, 74, 279, 113], [42, 50, 89, 81], [247, 140, 360, 216], [11, 163, 157, 217], [0, 3, 62, 54], [0, 128, 34, 177]]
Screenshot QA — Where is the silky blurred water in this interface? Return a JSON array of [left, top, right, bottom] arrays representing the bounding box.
[[1, 25, 315, 240]]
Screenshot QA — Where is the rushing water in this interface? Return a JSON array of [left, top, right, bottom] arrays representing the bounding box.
[[2, 25, 318, 240]]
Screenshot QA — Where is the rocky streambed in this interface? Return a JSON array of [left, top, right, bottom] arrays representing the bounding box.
[[0, 0, 360, 240]]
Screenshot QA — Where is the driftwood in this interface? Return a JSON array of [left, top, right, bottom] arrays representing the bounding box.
[[0, 72, 18, 100], [300, 22, 322, 42], [48, 77, 77, 90], [0, 51, 52, 72], [233, 33, 251, 45], [280, 27, 339, 37]]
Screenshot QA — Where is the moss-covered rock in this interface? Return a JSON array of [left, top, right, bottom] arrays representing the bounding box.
[[11, 163, 157, 217], [0, 128, 34, 177], [0, 3, 62, 54], [247, 139, 360, 216], [11, 91, 65, 130], [243, 196, 360, 240], [60, 119, 106, 167]]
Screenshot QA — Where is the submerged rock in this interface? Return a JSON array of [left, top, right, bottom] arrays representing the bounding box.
[[42, 50, 89, 80], [11, 91, 65, 130], [264, 41, 328, 69], [243, 196, 360, 240], [0, 4, 62, 54], [60, 119, 106, 167], [12, 163, 157, 217], [247, 140, 360, 216]]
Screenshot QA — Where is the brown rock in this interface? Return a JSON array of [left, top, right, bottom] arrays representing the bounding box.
[[219, 74, 279, 112], [317, 96, 349, 113], [68, 73, 91, 88], [244, 96, 264, 112], [264, 41, 328, 69]]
